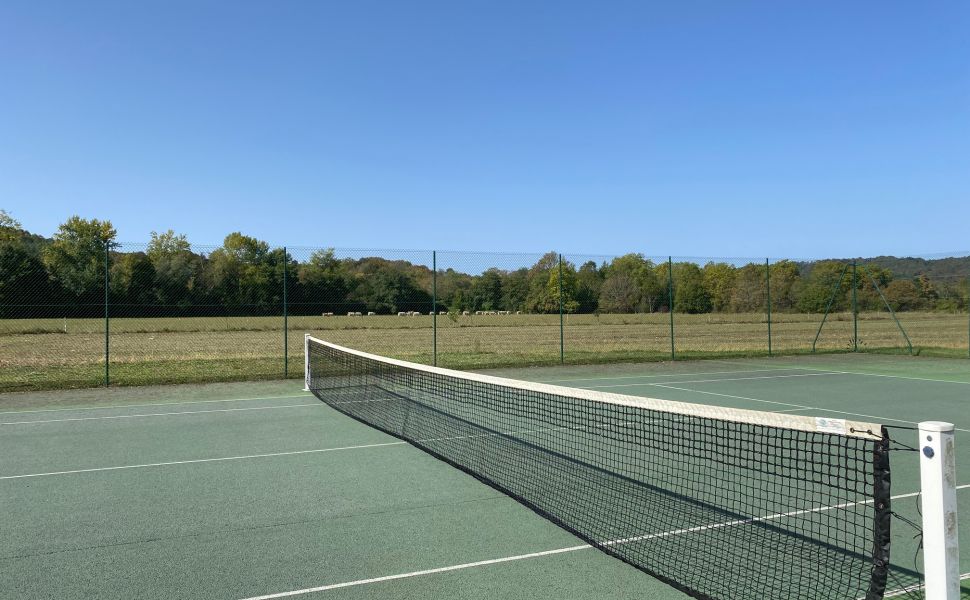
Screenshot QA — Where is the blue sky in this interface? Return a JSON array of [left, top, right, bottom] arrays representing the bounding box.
[[1, 1, 968, 259]]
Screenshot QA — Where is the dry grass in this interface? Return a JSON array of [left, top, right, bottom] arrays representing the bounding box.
[[1, 311, 966, 392]]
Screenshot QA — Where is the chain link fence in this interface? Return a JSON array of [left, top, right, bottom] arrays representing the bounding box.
[[1, 242, 968, 392]]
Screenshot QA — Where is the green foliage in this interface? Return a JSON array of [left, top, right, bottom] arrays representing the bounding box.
[[297, 249, 348, 309], [147, 230, 191, 261], [0, 244, 51, 317], [3, 216, 969, 320], [41, 216, 117, 300], [702, 262, 736, 312], [524, 251, 560, 313], [470, 269, 503, 311], [542, 260, 579, 313], [795, 261, 847, 313], [500, 268, 530, 312], [598, 274, 641, 313], [882, 279, 922, 311], [146, 230, 199, 306], [768, 261, 799, 310], [730, 263, 766, 312], [599, 254, 663, 312], [672, 262, 711, 314], [111, 253, 157, 305], [0, 209, 22, 242], [575, 261, 603, 313]]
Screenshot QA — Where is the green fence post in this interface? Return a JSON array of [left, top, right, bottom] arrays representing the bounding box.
[[283, 246, 288, 378], [558, 254, 564, 364], [432, 250, 437, 366], [967, 278, 969, 359], [863, 266, 912, 355], [668, 256, 675, 361], [766, 258, 772, 356], [852, 260, 858, 352], [812, 263, 849, 353], [104, 244, 110, 387]]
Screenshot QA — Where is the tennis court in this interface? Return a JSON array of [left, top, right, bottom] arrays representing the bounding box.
[[1, 351, 967, 599]]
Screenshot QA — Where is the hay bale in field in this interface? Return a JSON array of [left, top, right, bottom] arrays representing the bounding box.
[[367, 311, 376, 316], [462, 311, 470, 316], [397, 312, 407, 316]]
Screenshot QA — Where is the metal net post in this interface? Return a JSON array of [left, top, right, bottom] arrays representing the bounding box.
[[917, 421, 960, 599]]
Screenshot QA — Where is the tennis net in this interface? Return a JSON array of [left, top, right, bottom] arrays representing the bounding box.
[[305, 337, 893, 600]]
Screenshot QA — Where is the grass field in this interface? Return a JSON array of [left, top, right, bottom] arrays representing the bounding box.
[[1, 311, 967, 392]]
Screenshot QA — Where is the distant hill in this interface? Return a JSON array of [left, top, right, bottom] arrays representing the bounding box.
[[860, 255, 970, 281], [797, 254, 970, 282]]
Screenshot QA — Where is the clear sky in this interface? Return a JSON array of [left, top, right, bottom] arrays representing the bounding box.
[[1, 1, 968, 259]]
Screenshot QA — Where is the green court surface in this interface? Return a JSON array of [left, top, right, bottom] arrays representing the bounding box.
[[1, 354, 968, 599]]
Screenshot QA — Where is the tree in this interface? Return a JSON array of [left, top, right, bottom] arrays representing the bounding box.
[[795, 261, 848, 313], [146, 230, 200, 306], [672, 262, 711, 313], [0, 209, 22, 243], [110, 252, 157, 312], [147, 230, 191, 262], [436, 268, 473, 312], [524, 252, 560, 313], [469, 269, 503, 311], [350, 263, 431, 314], [702, 262, 737, 312], [500, 268, 530, 312], [297, 248, 349, 311], [542, 260, 579, 313], [882, 279, 922, 311], [768, 260, 800, 310], [915, 274, 938, 305], [603, 254, 662, 312], [598, 274, 640, 313], [203, 232, 282, 310], [575, 261, 603, 313], [730, 263, 767, 312], [42, 216, 117, 302], [0, 244, 52, 318]]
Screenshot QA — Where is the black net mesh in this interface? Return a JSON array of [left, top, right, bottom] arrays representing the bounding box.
[[306, 338, 893, 600]]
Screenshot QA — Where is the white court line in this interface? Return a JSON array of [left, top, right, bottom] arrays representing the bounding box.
[[0, 442, 406, 481], [577, 371, 842, 389], [798, 366, 970, 386], [239, 545, 592, 599], [537, 368, 802, 384], [0, 414, 636, 481], [0, 393, 313, 416], [713, 359, 970, 386], [239, 484, 970, 600], [0, 403, 321, 426], [646, 383, 970, 433]]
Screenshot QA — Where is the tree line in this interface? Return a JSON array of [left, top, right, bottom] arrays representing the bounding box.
[[0, 212, 967, 319]]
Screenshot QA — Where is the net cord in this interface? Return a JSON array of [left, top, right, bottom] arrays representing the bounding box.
[[306, 336, 884, 439]]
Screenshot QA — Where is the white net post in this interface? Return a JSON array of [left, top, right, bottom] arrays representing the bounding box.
[[303, 333, 311, 391], [918, 421, 960, 600]]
